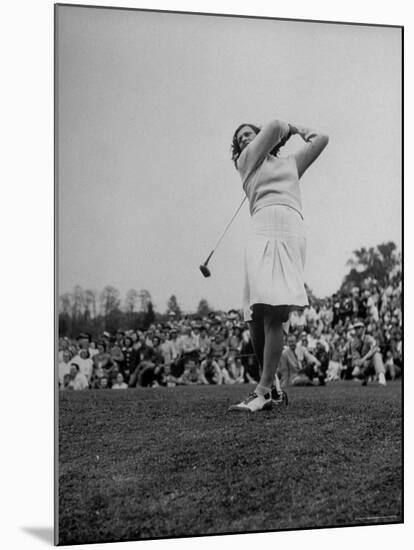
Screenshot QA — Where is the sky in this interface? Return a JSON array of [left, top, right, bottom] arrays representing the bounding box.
[[57, 6, 402, 314]]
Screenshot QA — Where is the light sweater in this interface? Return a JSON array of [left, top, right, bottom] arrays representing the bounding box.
[[237, 120, 302, 217]]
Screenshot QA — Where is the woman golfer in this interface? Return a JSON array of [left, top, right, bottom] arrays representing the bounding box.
[[228, 118, 329, 412]]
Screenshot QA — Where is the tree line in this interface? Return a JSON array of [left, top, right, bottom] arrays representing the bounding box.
[[59, 241, 400, 338], [58, 285, 214, 338]]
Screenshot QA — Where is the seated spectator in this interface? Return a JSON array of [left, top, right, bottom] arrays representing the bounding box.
[[241, 336, 260, 384], [350, 320, 387, 386], [177, 358, 201, 385], [278, 334, 320, 387], [151, 336, 165, 365], [314, 340, 330, 385], [58, 337, 70, 362], [110, 345, 125, 369], [227, 357, 245, 384], [326, 361, 344, 382], [61, 373, 72, 390], [114, 329, 125, 348], [129, 359, 156, 387], [112, 373, 128, 389], [217, 358, 232, 384], [227, 325, 242, 364], [67, 363, 89, 390], [58, 349, 72, 387], [156, 364, 178, 387], [98, 376, 109, 389], [70, 349, 94, 383], [90, 364, 105, 389], [210, 333, 228, 362], [199, 356, 222, 385], [77, 332, 99, 358], [384, 350, 401, 381]]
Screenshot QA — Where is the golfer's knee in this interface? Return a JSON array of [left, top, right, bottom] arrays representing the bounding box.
[[263, 305, 289, 325]]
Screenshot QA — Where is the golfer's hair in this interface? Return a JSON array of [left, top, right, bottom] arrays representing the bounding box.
[[231, 123, 291, 168]]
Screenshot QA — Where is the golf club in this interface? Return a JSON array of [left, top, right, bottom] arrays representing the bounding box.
[[199, 196, 247, 277]]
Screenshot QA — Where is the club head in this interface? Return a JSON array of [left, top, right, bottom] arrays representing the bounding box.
[[199, 264, 211, 278]]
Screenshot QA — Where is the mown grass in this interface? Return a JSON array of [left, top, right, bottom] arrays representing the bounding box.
[[58, 381, 402, 545]]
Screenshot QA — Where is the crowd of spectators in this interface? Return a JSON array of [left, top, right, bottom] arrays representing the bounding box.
[[58, 267, 402, 391]]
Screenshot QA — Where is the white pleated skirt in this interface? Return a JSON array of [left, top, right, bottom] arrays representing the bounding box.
[[243, 204, 309, 322]]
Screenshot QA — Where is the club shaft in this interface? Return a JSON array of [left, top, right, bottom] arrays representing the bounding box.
[[210, 196, 247, 255]]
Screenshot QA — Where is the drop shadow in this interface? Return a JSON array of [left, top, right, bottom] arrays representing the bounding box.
[[21, 526, 54, 545]]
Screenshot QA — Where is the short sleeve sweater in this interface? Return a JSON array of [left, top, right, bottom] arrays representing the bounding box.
[[240, 154, 302, 217], [236, 120, 303, 217]]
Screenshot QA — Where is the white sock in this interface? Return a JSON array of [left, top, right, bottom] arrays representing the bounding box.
[[273, 374, 282, 393], [255, 384, 271, 397], [378, 372, 386, 384]]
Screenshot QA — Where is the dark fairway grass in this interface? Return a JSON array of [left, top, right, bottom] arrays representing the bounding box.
[[58, 381, 402, 545]]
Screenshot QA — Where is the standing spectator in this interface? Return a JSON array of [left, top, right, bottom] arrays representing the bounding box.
[[179, 326, 199, 360], [198, 326, 212, 361], [121, 335, 138, 384]]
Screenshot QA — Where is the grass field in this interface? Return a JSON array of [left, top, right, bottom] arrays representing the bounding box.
[[58, 381, 402, 545]]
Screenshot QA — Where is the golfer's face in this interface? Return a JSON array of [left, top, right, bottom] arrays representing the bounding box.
[[237, 126, 257, 151]]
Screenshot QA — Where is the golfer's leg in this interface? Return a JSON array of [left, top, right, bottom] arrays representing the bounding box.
[[259, 307, 284, 391], [248, 308, 265, 373]]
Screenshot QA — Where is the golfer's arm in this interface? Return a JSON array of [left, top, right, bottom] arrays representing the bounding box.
[[290, 123, 329, 178], [242, 119, 290, 168]]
